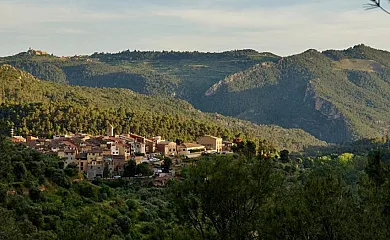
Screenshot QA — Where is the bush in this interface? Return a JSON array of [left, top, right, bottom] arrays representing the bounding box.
[[64, 163, 78, 177], [73, 181, 99, 201], [29, 186, 44, 202]]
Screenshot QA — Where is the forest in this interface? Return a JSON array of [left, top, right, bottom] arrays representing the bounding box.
[[1, 133, 390, 239], [4, 45, 390, 143], [0, 64, 325, 152], [1, 49, 390, 239]]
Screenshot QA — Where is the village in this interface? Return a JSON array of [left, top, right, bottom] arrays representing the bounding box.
[[10, 125, 235, 183]]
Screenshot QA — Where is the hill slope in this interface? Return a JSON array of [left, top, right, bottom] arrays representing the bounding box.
[[0, 49, 279, 107], [0, 64, 325, 152], [5, 45, 390, 143], [204, 45, 390, 143]]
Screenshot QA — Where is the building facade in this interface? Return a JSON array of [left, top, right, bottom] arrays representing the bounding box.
[[197, 135, 223, 152]]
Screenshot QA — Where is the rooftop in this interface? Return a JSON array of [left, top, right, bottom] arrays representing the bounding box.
[[181, 143, 205, 149]]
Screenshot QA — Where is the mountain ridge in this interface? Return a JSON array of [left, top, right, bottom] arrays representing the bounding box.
[[203, 44, 390, 142], [2, 44, 390, 143]]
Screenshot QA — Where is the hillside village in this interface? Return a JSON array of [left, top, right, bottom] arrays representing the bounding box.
[[9, 125, 234, 181]]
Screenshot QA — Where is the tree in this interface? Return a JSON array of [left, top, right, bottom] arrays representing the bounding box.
[[171, 155, 280, 240], [162, 157, 172, 172], [366, 150, 387, 186], [0, 207, 24, 240], [279, 149, 290, 163], [13, 162, 26, 181], [123, 160, 137, 177], [365, 0, 390, 15], [64, 163, 78, 177], [136, 163, 153, 176], [232, 140, 257, 157]]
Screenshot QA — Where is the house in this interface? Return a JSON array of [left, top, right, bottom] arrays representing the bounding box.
[[79, 141, 93, 153], [177, 143, 206, 156], [156, 141, 177, 156], [153, 136, 163, 144], [111, 145, 120, 155], [113, 155, 126, 175], [76, 153, 88, 173], [11, 136, 26, 143], [197, 135, 223, 152], [144, 138, 155, 154], [26, 136, 39, 142], [128, 133, 154, 153], [103, 155, 115, 177], [87, 164, 104, 180], [116, 143, 131, 160], [62, 140, 78, 151], [133, 142, 146, 155], [87, 149, 103, 163], [64, 150, 76, 167]]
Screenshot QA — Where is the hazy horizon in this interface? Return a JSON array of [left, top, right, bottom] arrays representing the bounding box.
[[1, 43, 377, 58]]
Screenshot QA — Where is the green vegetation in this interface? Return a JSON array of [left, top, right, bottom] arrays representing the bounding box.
[[5, 46, 390, 143], [205, 45, 390, 143], [172, 146, 390, 239], [0, 64, 325, 152], [0, 136, 179, 239], [0, 49, 279, 103], [2, 133, 390, 239]]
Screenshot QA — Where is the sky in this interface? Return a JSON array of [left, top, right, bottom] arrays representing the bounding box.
[[1, 0, 390, 57]]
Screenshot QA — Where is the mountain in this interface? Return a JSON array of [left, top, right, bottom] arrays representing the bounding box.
[[204, 45, 390, 143], [0, 49, 279, 106], [4, 45, 390, 143], [0, 64, 325, 152]]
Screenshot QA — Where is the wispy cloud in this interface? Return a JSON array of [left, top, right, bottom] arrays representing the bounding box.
[[0, 1, 137, 27], [0, 0, 389, 56]]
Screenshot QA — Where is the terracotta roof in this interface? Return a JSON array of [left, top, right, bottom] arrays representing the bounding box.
[[88, 149, 103, 153]]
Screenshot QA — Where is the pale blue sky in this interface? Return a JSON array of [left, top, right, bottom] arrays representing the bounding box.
[[1, 0, 389, 56]]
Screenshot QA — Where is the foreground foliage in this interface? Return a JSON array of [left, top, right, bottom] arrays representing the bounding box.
[[172, 151, 390, 239], [1, 135, 390, 239], [0, 136, 178, 239]]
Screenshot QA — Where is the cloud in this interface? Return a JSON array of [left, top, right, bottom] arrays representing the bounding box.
[[0, 1, 137, 27], [0, 0, 390, 56], [146, 2, 390, 55]]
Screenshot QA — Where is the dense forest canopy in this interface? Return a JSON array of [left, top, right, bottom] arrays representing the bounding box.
[[0, 64, 325, 152], [204, 45, 390, 143]]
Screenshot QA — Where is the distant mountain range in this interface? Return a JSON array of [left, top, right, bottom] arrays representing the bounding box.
[[2, 44, 390, 143]]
